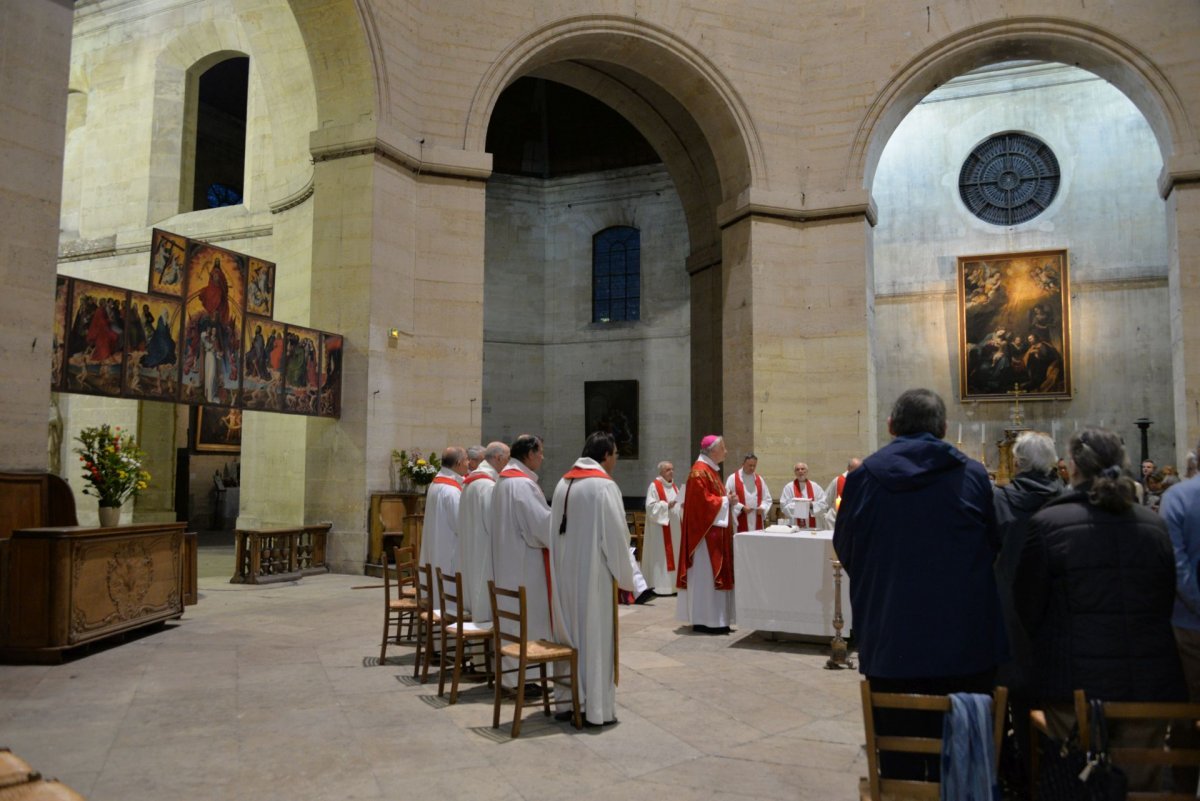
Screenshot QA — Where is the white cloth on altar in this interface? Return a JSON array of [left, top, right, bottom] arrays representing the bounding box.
[[548, 457, 636, 725], [491, 459, 552, 686], [456, 462, 498, 622], [726, 469, 772, 531], [779, 479, 828, 528], [420, 467, 462, 583], [643, 479, 681, 592]]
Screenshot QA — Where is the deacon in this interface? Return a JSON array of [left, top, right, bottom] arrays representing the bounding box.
[[726, 452, 772, 532], [677, 435, 735, 634], [822, 457, 862, 529], [643, 460, 682, 593], [549, 432, 636, 726], [779, 462, 827, 529], [491, 434, 553, 692], [456, 441, 509, 622], [419, 446, 466, 578]]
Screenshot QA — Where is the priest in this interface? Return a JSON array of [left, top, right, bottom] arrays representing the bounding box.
[[822, 457, 862, 529], [643, 460, 682, 594], [419, 446, 466, 580], [456, 441, 509, 622], [778, 462, 827, 529], [676, 435, 736, 634], [491, 434, 553, 691], [726, 452, 772, 532], [549, 432, 636, 726]]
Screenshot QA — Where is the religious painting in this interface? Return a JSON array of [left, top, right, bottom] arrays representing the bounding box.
[[194, 405, 242, 453], [318, 332, 343, 419], [64, 280, 128, 396], [51, 276, 71, 390], [282, 325, 321, 415], [241, 315, 285, 412], [584, 380, 638, 458], [958, 249, 1072, 401], [148, 229, 187, 298], [124, 292, 181, 401], [246, 257, 275, 318], [180, 242, 246, 406]]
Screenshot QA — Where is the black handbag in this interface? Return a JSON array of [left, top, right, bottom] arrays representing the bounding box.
[[1035, 699, 1128, 800]]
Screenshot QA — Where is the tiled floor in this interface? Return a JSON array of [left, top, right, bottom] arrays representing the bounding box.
[[0, 574, 867, 800]]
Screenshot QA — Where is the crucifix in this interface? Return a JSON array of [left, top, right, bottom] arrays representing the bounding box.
[[1007, 383, 1026, 426]]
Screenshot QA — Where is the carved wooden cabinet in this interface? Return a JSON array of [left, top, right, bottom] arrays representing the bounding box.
[[0, 523, 187, 663], [366, 492, 424, 575]]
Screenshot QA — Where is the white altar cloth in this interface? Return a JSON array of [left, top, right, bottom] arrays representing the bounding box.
[[733, 529, 851, 639]]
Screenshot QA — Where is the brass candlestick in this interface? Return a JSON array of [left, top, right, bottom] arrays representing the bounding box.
[[825, 559, 854, 670]]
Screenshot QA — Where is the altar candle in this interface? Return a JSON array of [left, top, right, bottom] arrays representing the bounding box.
[[980, 422, 986, 444], [958, 423, 962, 442]]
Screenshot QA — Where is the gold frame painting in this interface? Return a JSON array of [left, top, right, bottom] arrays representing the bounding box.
[[958, 248, 1072, 401], [195, 405, 242, 453]]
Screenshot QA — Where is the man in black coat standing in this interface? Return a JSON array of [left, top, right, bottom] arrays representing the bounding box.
[[834, 388, 1007, 780]]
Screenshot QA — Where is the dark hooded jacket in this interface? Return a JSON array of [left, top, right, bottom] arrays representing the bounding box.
[[993, 470, 1065, 689], [1013, 486, 1186, 703], [833, 432, 1007, 678]]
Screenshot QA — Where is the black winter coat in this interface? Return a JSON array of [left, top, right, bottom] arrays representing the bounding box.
[[1013, 486, 1186, 703]]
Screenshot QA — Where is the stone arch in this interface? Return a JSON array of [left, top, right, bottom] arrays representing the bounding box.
[[465, 14, 765, 263], [847, 17, 1197, 193]]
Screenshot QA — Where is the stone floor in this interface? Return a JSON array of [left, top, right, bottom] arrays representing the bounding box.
[[0, 573, 868, 800]]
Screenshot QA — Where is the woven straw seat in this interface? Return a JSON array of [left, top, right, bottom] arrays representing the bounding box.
[[500, 639, 574, 661], [379, 546, 419, 664], [0, 779, 87, 800], [434, 568, 494, 703]]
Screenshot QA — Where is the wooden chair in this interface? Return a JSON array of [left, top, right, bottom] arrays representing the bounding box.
[[1073, 688, 1200, 800], [379, 546, 419, 664], [859, 679, 1008, 800], [629, 511, 646, 562], [413, 562, 443, 682], [488, 580, 581, 737], [434, 567, 494, 703]]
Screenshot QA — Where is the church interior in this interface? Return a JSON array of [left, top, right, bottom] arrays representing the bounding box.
[[3, 1, 1200, 798]]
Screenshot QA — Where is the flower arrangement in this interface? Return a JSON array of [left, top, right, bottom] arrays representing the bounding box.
[[74, 424, 151, 508], [392, 448, 442, 487]]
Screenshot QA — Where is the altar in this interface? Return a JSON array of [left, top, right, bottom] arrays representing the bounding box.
[[733, 529, 851, 640]]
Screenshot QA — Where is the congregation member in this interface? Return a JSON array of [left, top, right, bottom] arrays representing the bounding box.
[[456, 441, 509, 622], [491, 434, 552, 693], [821, 457, 861, 529], [466, 444, 485, 471], [642, 460, 682, 594], [677, 435, 735, 634], [549, 432, 636, 726], [1161, 437, 1200, 701], [834, 389, 1005, 781], [778, 461, 826, 529], [419, 446, 466, 578], [727, 452, 772, 532], [1014, 427, 1186, 792]]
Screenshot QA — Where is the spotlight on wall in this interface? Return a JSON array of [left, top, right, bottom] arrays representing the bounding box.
[[388, 328, 400, 348]]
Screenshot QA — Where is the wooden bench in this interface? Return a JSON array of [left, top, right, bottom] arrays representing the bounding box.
[[231, 523, 332, 584]]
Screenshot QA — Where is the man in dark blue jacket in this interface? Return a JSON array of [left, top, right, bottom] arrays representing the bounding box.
[[834, 388, 1007, 780]]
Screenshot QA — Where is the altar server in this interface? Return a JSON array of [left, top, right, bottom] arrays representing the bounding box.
[[456, 441, 508, 621], [491, 434, 552, 689], [727, 453, 772, 532], [779, 462, 827, 529], [420, 447, 466, 578], [677, 435, 736, 633], [643, 461, 682, 593], [549, 432, 636, 726]]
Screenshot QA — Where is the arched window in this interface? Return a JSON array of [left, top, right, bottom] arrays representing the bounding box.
[[185, 56, 249, 211], [592, 226, 640, 322]]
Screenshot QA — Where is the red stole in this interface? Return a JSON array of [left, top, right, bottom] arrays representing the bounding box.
[[792, 479, 817, 527], [836, 473, 847, 511], [463, 472, 495, 487], [563, 467, 611, 481], [432, 475, 461, 491], [498, 466, 553, 623], [652, 479, 676, 571], [677, 460, 734, 591], [733, 471, 764, 533]]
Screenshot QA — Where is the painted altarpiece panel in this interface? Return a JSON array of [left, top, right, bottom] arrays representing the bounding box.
[[180, 243, 246, 406], [282, 325, 320, 415], [241, 315, 285, 412], [124, 292, 181, 401], [65, 280, 128, 397], [148, 229, 186, 298]]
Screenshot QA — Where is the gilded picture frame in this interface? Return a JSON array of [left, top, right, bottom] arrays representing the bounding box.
[[958, 249, 1072, 401]]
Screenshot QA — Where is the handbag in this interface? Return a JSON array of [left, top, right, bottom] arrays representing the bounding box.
[[1035, 699, 1128, 801]]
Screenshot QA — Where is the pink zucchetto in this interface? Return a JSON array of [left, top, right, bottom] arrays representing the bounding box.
[[700, 435, 720, 449]]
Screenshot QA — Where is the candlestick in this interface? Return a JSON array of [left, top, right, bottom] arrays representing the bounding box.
[[981, 422, 986, 444], [958, 423, 963, 442]]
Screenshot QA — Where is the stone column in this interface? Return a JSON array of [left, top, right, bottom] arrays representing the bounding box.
[[719, 196, 877, 486], [1168, 178, 1200, 467], [0, 0, 73, 472]]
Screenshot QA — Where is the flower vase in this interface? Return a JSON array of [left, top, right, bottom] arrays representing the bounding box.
[[98, 504, 121, 527], [414, 482, 428, 496]]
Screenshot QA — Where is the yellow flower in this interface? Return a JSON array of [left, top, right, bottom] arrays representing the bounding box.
[[117, 470, 126, 479], [416, 459, 427, 466], [136, 481, 147, 490], [106, 446, 115, 453]]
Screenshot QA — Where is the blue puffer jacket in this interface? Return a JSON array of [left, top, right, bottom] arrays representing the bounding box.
[[833, 432, 1008, 678]]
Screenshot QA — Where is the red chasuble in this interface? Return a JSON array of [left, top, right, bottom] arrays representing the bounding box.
[[676, 460, 734, 592]]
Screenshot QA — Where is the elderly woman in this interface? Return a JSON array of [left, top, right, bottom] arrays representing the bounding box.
[[1014, 427, 1187, 791]]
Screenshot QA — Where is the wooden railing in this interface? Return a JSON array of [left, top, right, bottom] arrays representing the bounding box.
[[231, 523, 331, 584]]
